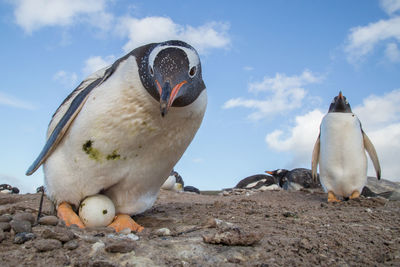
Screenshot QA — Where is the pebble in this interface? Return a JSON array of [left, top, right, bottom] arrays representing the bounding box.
[[0, 222, 11, 231], [10, 220, 32, 233], [64, 239, 79, 250], [154, 228, 171, 236], [105, 240, 135, 253], [38, 216, 59, 226], [0, 230, 5, 242], [13, 213, 35, 225], [0, 214, 12, 222], [41, 227, 75, 242], [14, 232, 35, 244], [34, 239, 62, 252]]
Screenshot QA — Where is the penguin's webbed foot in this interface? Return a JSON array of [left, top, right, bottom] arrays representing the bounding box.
[[349, 190, 360, 200], [108, 214, 144, 233], [327, 191, 341, 203], [57, 202, 85, 228]]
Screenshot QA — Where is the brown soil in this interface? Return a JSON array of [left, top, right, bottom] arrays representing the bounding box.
[[1, 189, 399, 266]]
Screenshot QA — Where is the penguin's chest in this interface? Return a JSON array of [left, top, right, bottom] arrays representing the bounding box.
[[319, 113, 367, 193]]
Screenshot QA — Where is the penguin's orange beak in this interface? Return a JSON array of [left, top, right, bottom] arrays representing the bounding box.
[[265, 171, 273, 175], [338, 91, 343, 99], [156, 80, 187, 117]]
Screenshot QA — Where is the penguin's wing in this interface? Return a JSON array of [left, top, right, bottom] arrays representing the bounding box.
[[26, 65, 117, 176], [311, 134, 320, 183], [362, 130, 381, 180]]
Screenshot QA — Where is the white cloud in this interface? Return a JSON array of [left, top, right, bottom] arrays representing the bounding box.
[[0, 91, 36, 110], [385, 42, 400, 61], [344, 15, 400, 64], [380, 0, 400, 15], [13, 0, 112, 33], [83, 55, 115, 76], [223, 70, 322, 120], [243, 66, 254, 71], [116, 16, 231, 53], [53, 70, 78, 87], [266, 89, 400, 181]]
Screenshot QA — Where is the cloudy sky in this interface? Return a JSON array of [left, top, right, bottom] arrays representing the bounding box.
[[1, 0, 399, 192]]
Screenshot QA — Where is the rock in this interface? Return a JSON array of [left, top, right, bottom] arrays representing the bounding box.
[[38, 216, 59, 226], [41, 227, 75, 242], [282, 211, 298, 218], [14, 232, 35, 244], [203, 227, 262, 246], [0, 222, 11, 231], [0, 230, 5, 242], [154, 228, 171, 236], [64, 239, 79, 250], [0, 214, 12, 222], [34, 239, 62, 252], [105, 240, 135, 253], [10, 220, 32, 233], [89, 260, 118, 267], [205, 218, 237, 230], [13, 212, 35, 225]]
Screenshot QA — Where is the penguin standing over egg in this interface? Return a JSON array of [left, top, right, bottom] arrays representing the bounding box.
[[26, 40, 207, 231], [312, 92, 381, 202]]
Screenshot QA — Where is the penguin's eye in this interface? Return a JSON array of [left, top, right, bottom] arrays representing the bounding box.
[[189, 66, 197, 78], [149, 66, 154, 76]]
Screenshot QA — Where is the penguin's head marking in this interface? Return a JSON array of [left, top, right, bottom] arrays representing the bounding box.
[[328, 91, 352, 113], [137, 40, 206, 117]]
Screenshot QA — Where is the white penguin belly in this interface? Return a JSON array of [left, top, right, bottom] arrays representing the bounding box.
[[43, 56, 207, 214], [319, 113, 367, 197]]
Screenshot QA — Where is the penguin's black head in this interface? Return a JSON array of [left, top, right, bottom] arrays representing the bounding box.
[[135, 40, 206, 117], [265, 169, 289, 187], [328, 91, 352, 113]]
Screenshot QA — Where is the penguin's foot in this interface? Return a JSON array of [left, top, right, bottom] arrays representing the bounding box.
[[108, 214, 144, 233], [349, 190, 360, 200], [57, 202, 85, 228], [327, 191, 341, 203]]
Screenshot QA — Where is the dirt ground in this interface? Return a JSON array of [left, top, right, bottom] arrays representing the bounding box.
[[0, 188, 399, 266]]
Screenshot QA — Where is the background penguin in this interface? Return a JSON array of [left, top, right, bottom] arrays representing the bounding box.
[[0, 184, 19, 194], [183, 185, 201, 194], [266, 168, 321, 191], [161, 169, 184, 192], [312, 91, 381, 202], [234, 174, 277, 190], [25, 40, 207, 231]]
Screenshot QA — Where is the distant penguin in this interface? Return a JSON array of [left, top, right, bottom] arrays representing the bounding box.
[[312, 91, 381, 202], [183, 185, 200, 194], [234, 174, 277, 189], [0, 184, 19, 194], [266, 169, 320, 191], [161, 170, 184, 192]]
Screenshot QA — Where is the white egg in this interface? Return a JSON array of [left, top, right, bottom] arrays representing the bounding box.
[[78, 194, 116, 227]]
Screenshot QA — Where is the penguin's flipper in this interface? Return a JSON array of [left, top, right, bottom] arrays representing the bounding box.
[[311, 134, 321, 183], [362, 130, 381, 180], [25, 67, 115, 176]]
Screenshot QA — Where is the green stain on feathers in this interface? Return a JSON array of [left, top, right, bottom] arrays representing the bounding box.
[[82, 140, 102, 161], [106, 150, 121, 160]]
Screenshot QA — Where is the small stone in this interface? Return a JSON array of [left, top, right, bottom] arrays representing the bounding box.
[[282, 211, 298, 218], [41, 227, 75, 242], [34, 239, 62, 252], [105, 240, 135, 253], [222, 191, 230, 196], [0, 215, 12, 222], [203, 228, 261, 246], [64, 239, 79, 250], [154, 228, 171, 236], [13, 213, 35, 225], [0, 222, 11, 231], [10, 220, 32, 233], [38, 216, 59, 226], [14, 232, 35, 244]]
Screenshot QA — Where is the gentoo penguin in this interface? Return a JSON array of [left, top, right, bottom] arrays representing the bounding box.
[[183, 185, 200, 194], [0, 184, 19, 194], [161, 169, 184, 192], [234, 174, 277, 189], [266, 168, 321, 190], [25, 40, 207, 231], [311, 91, 381, 202]]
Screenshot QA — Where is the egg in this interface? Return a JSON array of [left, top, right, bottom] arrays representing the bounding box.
[[78, 194, 116, 227]]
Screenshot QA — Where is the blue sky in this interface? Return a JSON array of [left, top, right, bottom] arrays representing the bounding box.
[[1, 0, 400, 192]]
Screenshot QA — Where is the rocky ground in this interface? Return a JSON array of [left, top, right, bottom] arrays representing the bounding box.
[[1, 184, 400, 266]]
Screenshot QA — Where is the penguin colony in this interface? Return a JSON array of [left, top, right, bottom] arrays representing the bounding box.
[[25, 39, 381, 230]]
